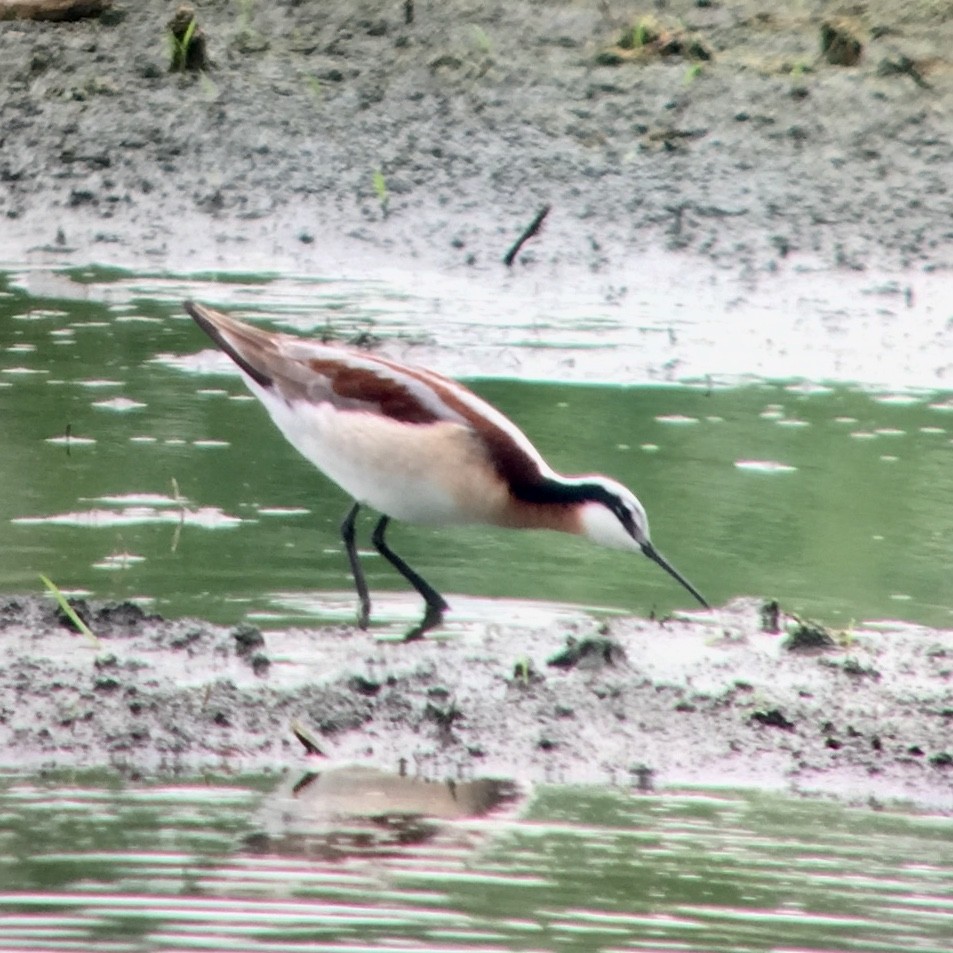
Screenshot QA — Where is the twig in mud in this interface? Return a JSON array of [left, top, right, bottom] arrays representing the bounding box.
[[503, 204, 551, 267], [404, 0, 413, 25], [877, 55, 931, 89], [291, 719, 326, 757]]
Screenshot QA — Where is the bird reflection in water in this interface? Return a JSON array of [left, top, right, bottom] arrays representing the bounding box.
[[244, 728, 522, 860]]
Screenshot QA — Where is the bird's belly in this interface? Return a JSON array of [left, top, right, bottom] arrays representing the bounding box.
[[256, 389, 506, 525]]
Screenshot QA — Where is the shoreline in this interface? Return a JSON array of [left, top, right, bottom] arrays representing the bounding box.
[[1, 595, 950, 812]]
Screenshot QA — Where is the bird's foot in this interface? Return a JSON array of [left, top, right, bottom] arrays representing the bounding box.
[[402, 602, 445, 642]]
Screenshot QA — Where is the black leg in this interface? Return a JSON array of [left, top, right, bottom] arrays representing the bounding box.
[[371, 516, 449, 640], [340, 502, 370, 628]]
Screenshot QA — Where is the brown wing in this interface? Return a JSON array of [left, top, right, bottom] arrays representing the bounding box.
[[185, 300, 552, 490]]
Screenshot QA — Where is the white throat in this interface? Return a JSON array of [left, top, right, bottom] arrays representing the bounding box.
[[578, 500, 643, 552]]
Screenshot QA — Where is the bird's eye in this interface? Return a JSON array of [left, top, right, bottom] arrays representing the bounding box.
[[612, 500, 635, 533]]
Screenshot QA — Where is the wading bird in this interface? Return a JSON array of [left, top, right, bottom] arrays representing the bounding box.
[[185, 301, 709, 639]]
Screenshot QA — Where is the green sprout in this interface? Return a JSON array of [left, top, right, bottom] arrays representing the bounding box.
[[372, 169, 389, 215], [200, 73, 219, 99], [684, 62, 703, 84], [169, 15, 198, 72], [620, 19, 655, 50], [472, 25, 492, 55], [836, 619, 856, 648], [305, 74, 322, 101], [237, 0, 254, 33], [40, 575, 101, 648], [790, 60, 812, 80]]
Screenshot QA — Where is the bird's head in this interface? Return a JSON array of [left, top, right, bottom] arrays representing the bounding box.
[[577, 476, 709, 609], [577, 477, 650, 551]]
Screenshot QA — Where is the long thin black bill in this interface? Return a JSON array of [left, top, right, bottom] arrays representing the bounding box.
[[641, 542, 709, 609]]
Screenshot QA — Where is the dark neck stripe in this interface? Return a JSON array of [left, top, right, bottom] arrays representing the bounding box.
[[511, 478, 614, 507]]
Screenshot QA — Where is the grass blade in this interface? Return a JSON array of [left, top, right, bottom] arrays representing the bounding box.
[[39, 575, 101, 648]]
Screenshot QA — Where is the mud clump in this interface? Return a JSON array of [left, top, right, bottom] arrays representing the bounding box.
[[759, 599, 781, 634], [232, 623, 265, 656], [348, 674, 383, 697], [547, 636, 627, 671], [231, 623, 270, 675], [784, 617, 837, 653], [751, 708, 796, 731], [52, 597, 93, 633], [820, 20, 863, 67], [600, 17, 712, 66]]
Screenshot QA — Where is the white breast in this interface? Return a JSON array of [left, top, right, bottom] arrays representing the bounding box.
[[251, 379, 507, 525]]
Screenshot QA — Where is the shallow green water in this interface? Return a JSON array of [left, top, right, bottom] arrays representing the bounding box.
[[2, 267, 953, 629], [0, 774, 951, 953]]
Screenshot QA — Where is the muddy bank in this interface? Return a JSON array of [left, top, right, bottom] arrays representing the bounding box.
[[7, 1, 953, 393], [1, 595, 950, 811], [3, 0, 953, 282]]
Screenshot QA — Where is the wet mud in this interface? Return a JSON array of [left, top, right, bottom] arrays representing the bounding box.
[[1, 595, 950, 811], [4, 0, 953, 279]]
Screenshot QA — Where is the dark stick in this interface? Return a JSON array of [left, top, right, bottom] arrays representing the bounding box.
[[503, 204, 551, 267], [292, 722, 325, 758]]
